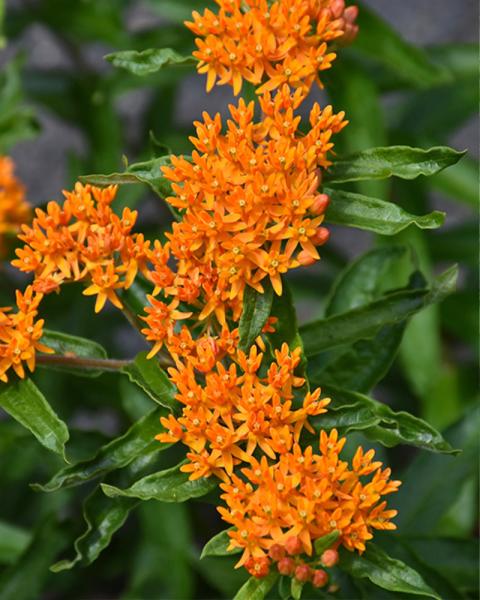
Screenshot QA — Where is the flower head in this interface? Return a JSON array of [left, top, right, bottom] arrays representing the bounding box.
[[0, 156, 30, 257]]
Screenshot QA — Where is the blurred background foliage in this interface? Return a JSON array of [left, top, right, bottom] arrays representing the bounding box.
[[0, 1, 478, 599]]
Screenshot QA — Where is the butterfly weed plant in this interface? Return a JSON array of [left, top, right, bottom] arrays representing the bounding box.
[[0, 1, 477, 599]]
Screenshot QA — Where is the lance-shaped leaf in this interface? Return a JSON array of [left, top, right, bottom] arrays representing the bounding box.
[[314, 530, 340, 556], [105, 48, 196, 76], [201, 529, 240, 559], [354, 3, 448, 89], [239, 282, 273, 351], [340, 543, 441, 599], [0, 378, 69, 460], [121, 352, 177, 411], [233, 572, 279, 600], [51, 487, 138, 572], [40, 330, 109, 378], [102, 462, 217, 502], [32, 408, 169, 492], [325, 146, 464, 184], [311, 386, 457, 454], [324, 187, 444, 235], [0, 518, 67, 600], [300, 265, 457, 358]]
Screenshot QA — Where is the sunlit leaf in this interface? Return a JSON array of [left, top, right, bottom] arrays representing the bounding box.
[[121, 352, 177, 411], [233, 572, 279, 600], [106, 48, 196, 76], [201, 529, 239, 559], [39, 330, 108, 378]]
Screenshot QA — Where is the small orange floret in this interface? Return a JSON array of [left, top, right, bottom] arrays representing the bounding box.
[[0, 156, 31, 257]]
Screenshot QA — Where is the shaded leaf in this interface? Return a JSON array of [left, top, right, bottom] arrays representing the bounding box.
[[300, 265, 457, 357], [233, 572, 279, 600], [0, 521, 31, 565], [0, 378, 69, 460], [102, 462, 217, 502], [201, 529, 239, 559], [40, 329, 108, 378], [340, 543, 440, 599], [430, 153, 478, 207], [312, 386, 457, 454], [32, 408, 168, 492], [106, 48, 196, 76], [121, 351, 177, 411], [324, 187, 445, 235], [314, 530, 340, 556], [325, 146, 464, 184], [239, 282, 273, 352]]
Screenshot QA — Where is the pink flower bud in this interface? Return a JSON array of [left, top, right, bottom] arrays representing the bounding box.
[[312, 569, 329, 588], [269, 544, 285, 561], [321, 548, 339, 567], [311, 193, 330, 215], [277, 557, 295, 575], [312, 227, 330, 246], [285, 536, 303, 555], [295, 563, 311, 582]]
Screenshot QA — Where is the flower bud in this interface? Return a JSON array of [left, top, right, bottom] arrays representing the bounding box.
[[269, 544, 285, 561], [294, 563, 311, 582], [312, 569, 329, 588], [321, 548, 339, 567], [312, 227, 330, 246], [344, 5, 359, 23], [297, 250, 316, 266], [277, 557, 295, 575], [330, 0, 345, 19], [285, 535, 303, 555], [311, 193, 330, 215]]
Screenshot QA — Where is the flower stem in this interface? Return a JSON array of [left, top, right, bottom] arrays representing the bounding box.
[[37, 354, 131, 372]]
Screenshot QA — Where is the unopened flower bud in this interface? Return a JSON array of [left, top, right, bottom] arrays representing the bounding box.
[[277, 557, 295, 575], [321, 548, 339, 567], [311, 193, 330, 214], [297, 250, 316, 266], [330, 0, 345, 19], [312, 569, 329, 588], [269, 544, 285, 561], [285, 535, 303, 555], [294, 563, 311, 582], [312, 227, 330, 246], [344, 5, 359, 23]]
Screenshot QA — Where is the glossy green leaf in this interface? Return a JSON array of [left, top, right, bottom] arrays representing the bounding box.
[[233, 572, 279, 600], [312, 386, 456, 454], [314, 530, 340, 556], [105, 48, 196, 76], [40, 329, 108, 378], [301, 266, 457, 358], [290, 578, 303, 600], [340, 543, 440, 599], [239, 282, 273, 351], [325, 146, 464, 184], [32, 408, 168, 492], [394, 403, 480, 534], [0, 521, 31, 565], [0, 378, 69, 460], [51, 487, 138, 572], [324, 187, 445, 235], [355, 3, 448, 88], [201, 529, 239, 559], [121, 352, 177, 411], [102, 462, 217, 502], [0, 518, 67, 600]]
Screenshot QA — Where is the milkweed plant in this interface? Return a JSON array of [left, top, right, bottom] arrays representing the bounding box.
[[0, 1, 477, 599]]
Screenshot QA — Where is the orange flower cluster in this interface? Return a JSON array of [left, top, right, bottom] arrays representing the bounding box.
[[145, 86, 345, 335], [187, 0, 358, 95], [219, 432, 400, 579], [0, 156, 31, 256], [12, 183, 149, 313], [0, 286, 52, 382]]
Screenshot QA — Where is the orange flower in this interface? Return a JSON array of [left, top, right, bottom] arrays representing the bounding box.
[[186, 0, 358, 96], [0, 156, 31, 257], [0, 285, 53, 381], [12, 183, 150, 313]]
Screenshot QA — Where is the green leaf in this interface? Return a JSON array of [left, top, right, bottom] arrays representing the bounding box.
[[324, 187, 445, 235], [290, 578, 303, 600], [340, 543, 440, 599], [394, 403, 480, 534], [102, 462, 217, 502], [121, 351, 177, 411], [105, 48, 196, 76], [354, 3, 448, 88], [0, 521, 31, 565], [233, 572, 279, 600], [51, 487, 138, 572], [300, 265, 457, 357], [32, 408, 168, 492], [201, 529, 240, 559], [40, 329, 108, 378], [0, 378, 69, 460], [325, 146, 464, 184], [0, 518, 67, 600], [312, 386, 457, 454], [239, 282, 273, 351], [314, 530, 340, 556]]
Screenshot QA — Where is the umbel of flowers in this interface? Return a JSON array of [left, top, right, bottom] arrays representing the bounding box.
[[3, 0, 401, 588]]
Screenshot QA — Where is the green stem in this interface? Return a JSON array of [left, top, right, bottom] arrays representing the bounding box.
[[37, 354, 131, 372]]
